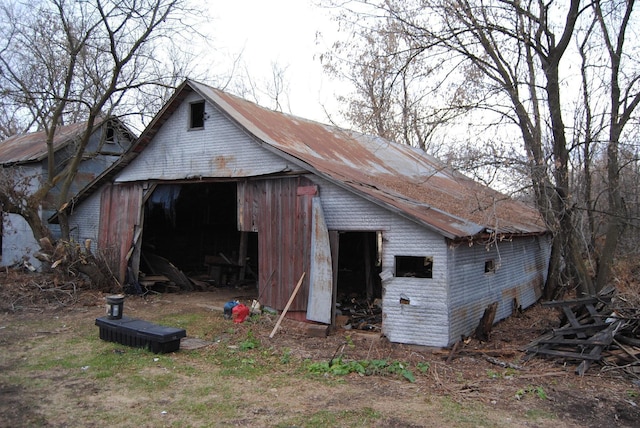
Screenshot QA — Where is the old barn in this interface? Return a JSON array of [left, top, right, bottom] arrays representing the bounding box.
[[66, 80, 551, 347], [0, 118, 135, 269]]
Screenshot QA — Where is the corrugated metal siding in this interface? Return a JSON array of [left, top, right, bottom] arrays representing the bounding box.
[[238, 177, 314, 311], [308, 175, 451, 347], [44, 154, 120, 215], [116, 92, 292, 182], [3, 164, 43, 193], [383, 281, 449, 347], [306, 196, 333, 323], [307, 175, 395, 231], [68, 187, 103, 254], [447, 235, 552, 344], [381, 218, 450, 347]]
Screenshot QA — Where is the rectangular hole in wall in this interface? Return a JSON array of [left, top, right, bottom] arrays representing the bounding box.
[[190, 101, 205, 129], [395, 255, 433, 278], [485, 259, 495, 273]]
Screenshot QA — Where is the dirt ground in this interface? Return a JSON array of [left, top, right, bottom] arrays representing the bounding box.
[[2, 269, 640, 427]]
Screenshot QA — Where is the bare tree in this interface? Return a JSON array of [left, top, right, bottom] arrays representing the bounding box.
[[321, 0, 640, 297], [229, 60, 293, 113], [322, 12, 462, 154], [0, 0, 205, 285], [591, 0, 640, 292]]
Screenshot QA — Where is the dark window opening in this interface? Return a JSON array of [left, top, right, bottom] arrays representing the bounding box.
[[484, 259, 495, 273], [105, 126, 115, 144], [141, 182, 258, 290], [190, 101, 205, 129], [395, 255, 433, 278]]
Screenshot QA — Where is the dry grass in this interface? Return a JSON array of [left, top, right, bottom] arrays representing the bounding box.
[[2, 266, 640, 427]]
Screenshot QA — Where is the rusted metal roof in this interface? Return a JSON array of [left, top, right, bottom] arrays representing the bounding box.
[[186, 80, 547, 239], [0, 121, 91, 165], [64, 80, 546, 239]]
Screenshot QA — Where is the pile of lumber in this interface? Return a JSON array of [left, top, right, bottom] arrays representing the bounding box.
[[525, 288, 640, 376]]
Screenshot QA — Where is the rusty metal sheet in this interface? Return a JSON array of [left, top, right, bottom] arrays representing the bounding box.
[[189, 80, 547, 240], [306, 196, 332, 324], [0, 122, 91, 164]]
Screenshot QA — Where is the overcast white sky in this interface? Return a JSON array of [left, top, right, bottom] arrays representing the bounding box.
[[204, 0, 344, 124]]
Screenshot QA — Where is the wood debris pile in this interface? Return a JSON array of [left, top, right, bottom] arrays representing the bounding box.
[[525, 287, 640, 377], [137, 251, 255, 295], [0, 267, 92, 312], [336, 297, 382, 331], [34, 237, 120, 293]]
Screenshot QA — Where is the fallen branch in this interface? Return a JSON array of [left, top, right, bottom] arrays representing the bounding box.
[[484, 354, 525, 370], [613, 338, 640, 364]]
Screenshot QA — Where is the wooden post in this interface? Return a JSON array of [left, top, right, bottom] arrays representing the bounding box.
[[269, 272, 306, 338], [238, 231, 248, 281], [363, 234, 373, 302]]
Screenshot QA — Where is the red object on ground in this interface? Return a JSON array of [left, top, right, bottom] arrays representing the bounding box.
[[232, 304, 250, 323]]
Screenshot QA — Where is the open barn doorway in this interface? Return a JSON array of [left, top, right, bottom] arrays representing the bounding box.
[[335, 231, 382, 330], [139, 181, 258, 292]]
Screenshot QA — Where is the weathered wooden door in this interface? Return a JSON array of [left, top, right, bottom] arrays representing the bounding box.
[[98, 183, 143, 283], [238, 177, 333, 321]]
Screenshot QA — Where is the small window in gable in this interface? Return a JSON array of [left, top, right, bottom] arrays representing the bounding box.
[[395, 256, 433, 278], [105, 127, 115, 144], [190, 101, 205, 129], [485, 259, 495, 273]]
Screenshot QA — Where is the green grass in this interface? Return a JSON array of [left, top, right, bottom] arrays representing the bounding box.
[[276, 407, 382, 428], [305, 357, 425, 383], [438, 396, 498, 427], [525, 408, 557, 421], [0, 314, 313, 426]]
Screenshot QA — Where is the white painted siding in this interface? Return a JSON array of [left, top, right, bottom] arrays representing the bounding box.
[[67, 187, 103, 254], [1, 165, 44, 268], [2, 213, 41, 268], [447, 234, 552, 344], [308, 175, 450, 347], [382, 221, 449, 347], [116, 92, 292, 182]]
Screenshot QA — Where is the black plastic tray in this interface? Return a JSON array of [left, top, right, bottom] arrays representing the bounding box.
[[95, 316, 186, 353]]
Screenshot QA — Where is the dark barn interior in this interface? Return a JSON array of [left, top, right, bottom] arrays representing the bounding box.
[[141, 182, 258, 287], [335, 231, 383, 330], [139, 181, 381, 328]]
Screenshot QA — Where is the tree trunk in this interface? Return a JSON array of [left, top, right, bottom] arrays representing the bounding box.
[[475, 302, 498, 342], [544, 238, 563, 300]]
